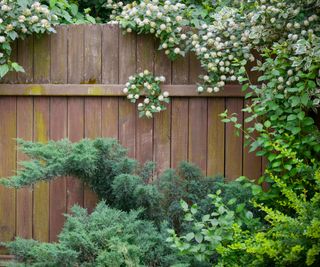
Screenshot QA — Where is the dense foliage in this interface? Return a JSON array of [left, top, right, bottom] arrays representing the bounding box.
[[1, 138, 259, 266], [4, 203, 171, 267]]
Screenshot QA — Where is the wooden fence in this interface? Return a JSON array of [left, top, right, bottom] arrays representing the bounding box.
[[0, 25, 262, 249]]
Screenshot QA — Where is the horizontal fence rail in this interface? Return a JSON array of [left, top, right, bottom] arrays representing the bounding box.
[[0, 24, 262, 250]]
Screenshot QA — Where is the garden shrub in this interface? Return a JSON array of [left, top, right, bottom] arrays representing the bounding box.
[[4, 202, 172, 267]]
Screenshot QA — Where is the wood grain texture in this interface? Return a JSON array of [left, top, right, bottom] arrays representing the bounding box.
[[172, 55, 189, 84], [34, 35, 51, 83], [102, 24, 119, 84], [67, 97, 84, 212], [0, 84, 246, 97], [84, 97, 101, 212], [17, 37, 34, 83], [16, 97, 33, 239], [136, 35, 154, 164], [33, 97, 50, 242], [84, 25, 102, 84], [102, 97, 119, 139], [171, 98, 188, 168], [0, 97, 16, 252], [51, 26, 68, 83], [118, 31, 136, 158], [68, 25, 84, 83], [188, 98, 208, 172], [207, 98, 225, 176], [49, 97, 67, 242], [225, 98, 243, 180]]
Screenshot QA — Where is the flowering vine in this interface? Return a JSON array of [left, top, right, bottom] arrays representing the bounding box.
[[0, 0, 59, 78], [123, 70, 169, 118]]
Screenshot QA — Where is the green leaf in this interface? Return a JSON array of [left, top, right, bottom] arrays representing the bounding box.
[[195, 233, 203, 243], [11, 63, 25, 73], [0, 64, 10, 78]]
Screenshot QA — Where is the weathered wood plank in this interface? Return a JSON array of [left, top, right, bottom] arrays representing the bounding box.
[[207, 98, 225, 176], [0, 84, 246, 97], [0, 97, 16, 252], [225, 98, 243, 180], [136, 35, 154, 164], [33, 97, 50, 242], [84, 97, 101, 212], [188, 98, 208, 173], [189, 52, 203, 84], [49, 97, 67, 242], [102, 97, 119, 139], [172, 54, 189, 84], [171, 98, 188, 168], [17, 37, 34, 83], [154, 39, 172, 84], [118, 31, 136, 158], [51, 26, 68, 83], [68, 25, 84, 83], [16, 97, 33, 239], [34, 35, 51, 83], [67, 97, 84, 212], [84, 25, 102, 84], [102, 24, 119, 84]]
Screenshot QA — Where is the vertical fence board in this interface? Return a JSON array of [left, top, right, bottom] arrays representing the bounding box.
[[189, 52, 203, 84], [68, 25, 84, 83], [67, 97, 84, 212], [49, 98, 67, 242], [17, 37, 34, 83], [207, 98, 225, 176], [101, 25, 119, 140], [136, 35, 154, 164], [189, 98, 208, 172], [225, 98, 243, 180], [51, 26, 68, 83], [0, 97, 16, 252], [154, 40, 172, 84], [34, 35, 51, 83], [16, 97, 33, 239], [102, 25, 119, 84], [33, 98, 50, 242], [171, 52, 189, 168], [84, 25, 102, 84], [171, 99, 188, 168], [119, 32, 136, 158], [84, 97, 101, 212], [154, 44, 171, 175], [243, 99, 262, 180]]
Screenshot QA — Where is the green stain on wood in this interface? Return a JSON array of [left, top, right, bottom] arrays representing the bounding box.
[[88, 86, 104, 95], [24, 85, 46, 95]]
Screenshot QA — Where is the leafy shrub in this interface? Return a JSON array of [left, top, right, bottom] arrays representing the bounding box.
[[4, 202, 172, 266]]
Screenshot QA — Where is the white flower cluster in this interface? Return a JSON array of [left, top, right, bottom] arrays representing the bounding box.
[[123, 70, 169, 118], [0, 0, 58, 77], [114, 0, 190, 60]]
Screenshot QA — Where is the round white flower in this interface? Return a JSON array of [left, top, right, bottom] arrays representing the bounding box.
[[213, 87, 220, 93], [160, 24, 166, 31], [203, 75, 209, 81], [123, 88, 128, 94], [197, 86, 204, 92], [127, 28, 132, 33], [144, 70, 149, 75], [181, 34, 187, 40], [134, 94, 139, 99], [156, 106, 162, 112], [158, 95, 164, 101], [163, 91, 169, 97], [174, 47, 180, 54], [162, 43, 168, 49], [18, 16, 26, 23], [207, 87, 213, 93], [0, 36, 6, 43], [160, 76, 166, 82], [145, 111, 152, 118], [127, 94, 133, 99], [144, 98, 150, 104]]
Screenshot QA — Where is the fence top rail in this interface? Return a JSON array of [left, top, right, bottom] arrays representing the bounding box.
[[0, 84, 246, 97]]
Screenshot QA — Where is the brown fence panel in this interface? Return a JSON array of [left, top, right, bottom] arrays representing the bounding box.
[[0, 25, 263, 245]]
